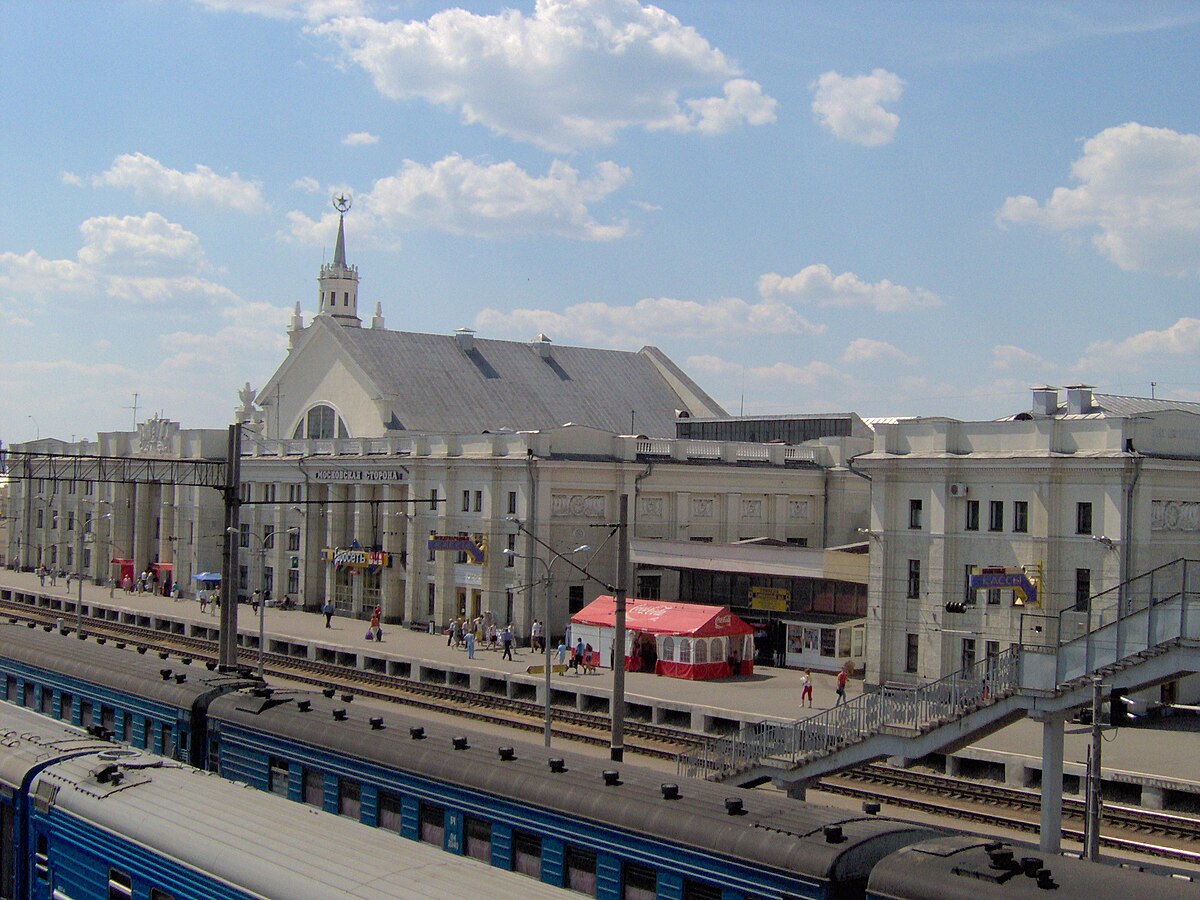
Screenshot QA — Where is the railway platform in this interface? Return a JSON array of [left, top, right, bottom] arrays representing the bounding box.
[[1, 569, 1197, 814]]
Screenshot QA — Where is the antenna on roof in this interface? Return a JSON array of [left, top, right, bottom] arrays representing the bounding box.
[[1151, 381, 1157, 399]]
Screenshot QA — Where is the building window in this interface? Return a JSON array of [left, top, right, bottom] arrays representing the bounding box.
[[462, 490, 471, 512], [428, 531, 437, 562], [905, 634, 919, 673], [987, 589, 1001, 605], [36, 509, 43, 529], [986, 640, 1000, 661], [961, 638, 976, 671], [908, 499, 922, 529], [427, 583, 436, 616], [963, 565, 976, 604], [505, 534, 516, 567], [287, 529, 301, 551], [988, 500, 1004, 532], [906, 559, 921, 599], [338, 779, 361, 821], [1013, 501, 1028, 533], [429, 489, 439, 512], [569, 585, 584, 614], [1076, 502, 1093, 535], [67, 511, 75, 531], [239, 523, 250, 548], [238, 566, 248, 591], [965, 500, 979, 531], [507, 491, 517, 515], [287, 570, 299, 593], [473, 490, 482, 512], [1075, 568, 1091, 610], [505, 590, 514, 623], [268, 758, 289, 796]]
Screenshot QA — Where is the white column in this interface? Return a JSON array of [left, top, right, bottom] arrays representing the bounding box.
[[1039, 714, 1065, 853]]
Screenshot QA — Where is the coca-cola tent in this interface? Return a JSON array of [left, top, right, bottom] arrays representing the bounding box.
[[569, 596, 755, 680]]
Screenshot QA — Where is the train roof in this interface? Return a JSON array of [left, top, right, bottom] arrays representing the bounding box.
[[21, 720, 569, 898], [209, 688, 943, 882], [0, 619, 255, 706], [0, 702, 114, 788], [866, 834, 1195, 899]]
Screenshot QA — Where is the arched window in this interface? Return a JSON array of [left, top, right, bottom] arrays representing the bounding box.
[[679, 638, 692, 664], [293, 404, 349, 440], [661, 636, 674, 661], [711, 637, 725, 661], [694, 639, 707, 664]]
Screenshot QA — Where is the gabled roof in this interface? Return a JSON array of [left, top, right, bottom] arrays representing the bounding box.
[[571, 596, 753, 636], [312, 325, 725, 436]]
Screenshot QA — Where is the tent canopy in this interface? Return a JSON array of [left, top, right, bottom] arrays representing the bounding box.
[[571, 596, 753, 638], [193, 572, 222, 582]]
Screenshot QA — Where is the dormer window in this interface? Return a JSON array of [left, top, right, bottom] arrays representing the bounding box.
[[292, 404, 349, 439]]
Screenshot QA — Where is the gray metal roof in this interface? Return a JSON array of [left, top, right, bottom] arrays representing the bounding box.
[[1000, 392, 1200, 421], [323, 323, 725, 436]]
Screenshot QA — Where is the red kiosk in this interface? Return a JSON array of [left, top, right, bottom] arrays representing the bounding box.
[[570, 597, 755, 680], [111, 559, 135, 591]]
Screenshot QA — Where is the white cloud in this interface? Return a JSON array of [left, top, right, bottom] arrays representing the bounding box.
[[194, 0, 365, 22], [73, 153, 267, 213], [748, 360, 841, 386], [1078, 317, 1200, 370], [342, 131, 380, 146], [312, 0, 776, 151], [291, 176, 322, 193], [991, 344, 1052, 371], [997, 122, 1200, 276], [757, 264, 941, 311], [476, 294, 821, 349], [842, 338, 914, 364], [811, 68, 904, 147], [285, 155, 633, 243]]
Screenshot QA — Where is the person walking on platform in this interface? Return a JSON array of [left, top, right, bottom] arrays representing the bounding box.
[[322, 601, 334, 628], [501, 625, 514, 661], [465, 628, 476, 659], [835, 666, 849, 706], [199, 592, 208, 615], [369, 606, 382, 641], [800, 669, 813, 708]]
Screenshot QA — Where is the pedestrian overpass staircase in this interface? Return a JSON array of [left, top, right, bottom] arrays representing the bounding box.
[[677, 558, 1200, 791]]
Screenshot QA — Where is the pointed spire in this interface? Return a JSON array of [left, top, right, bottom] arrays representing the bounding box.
[[317, 192, 362, 327], [333, 212, 347, 268]]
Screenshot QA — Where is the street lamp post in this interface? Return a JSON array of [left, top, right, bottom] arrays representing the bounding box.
[[503, 543, 589, 747], [227, 525, 299, 678]]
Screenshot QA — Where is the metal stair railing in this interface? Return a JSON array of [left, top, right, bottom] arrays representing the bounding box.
[[677, 649, 1019, 780]]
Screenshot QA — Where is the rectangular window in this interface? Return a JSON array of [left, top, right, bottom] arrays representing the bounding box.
[[965, 500, 979, 531], [40, 689, 53, 716], [963, 565, 977, 604], [85, 480, 94, 496], [59, 692, 72, 722], [150, 890, 176, 900], [239, 523, 250, 548], [303, 769, 323, 807], [512, 830, 541, 878], [107, 868, 133, 900], [507, 491, 517, 515], [428, 531, 437, 562], [473, 490, 482, 512], [1075, 568, 1091, 610], [378, 792, 402, 833], [565, 846, 597, 896], [505, 534, 516, 567], [36, 509, 43, 529], [1013, 500, 1029, 533], [67, 512, 75, 531], [161, 723, 175, 758], [238, 565, 248, 591], [338, 779, 361, 821], [961, 638, 977, 671], [79, 699, 93, 728], [904, 634, 919, 673], [987, 589, 1001, 605], [906, 559, 921, 599], [268, 758, 289, 797], [623, 861, 657, 900], [419, 803, 445, 847], [426, 583, 436, 616], [908, 499, 922, 529], [464, 817, 491, 862], [462, 490, 471, 512], [287, 570, 299, 593], [986, 640, 1000, 661], [988, 500, 1004, 532], [569, 585, 584, 614], [1076, 502, 1093, 535], [35, 835, 48, 882], [429, 489, 439, 512], [287, 529, 301, 551], [84, 511, 93, 533]]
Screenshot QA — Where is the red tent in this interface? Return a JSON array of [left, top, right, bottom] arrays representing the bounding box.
[[570, 596, 754, 680]]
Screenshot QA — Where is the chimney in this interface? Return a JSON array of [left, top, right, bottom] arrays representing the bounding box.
[[531, 333, 552, 359], [1064, 384, 1095, 415], [1031, 385, 1059, 417], [454, 327, 475, 353]]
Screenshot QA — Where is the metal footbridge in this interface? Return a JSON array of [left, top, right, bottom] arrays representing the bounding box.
[[677, 559, 1200, 852]]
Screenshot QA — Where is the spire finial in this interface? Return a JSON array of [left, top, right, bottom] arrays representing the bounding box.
[[332, 193, 351, 267]]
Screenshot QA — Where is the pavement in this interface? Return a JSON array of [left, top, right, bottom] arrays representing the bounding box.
[[1, 569, 1195, 787]]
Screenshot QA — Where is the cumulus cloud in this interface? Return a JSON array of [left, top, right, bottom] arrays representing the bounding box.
[[194, 0, 365, 21], [291, 176, 322, 193], [757, 264, 940, 312], [312, 0, 776, 151], [476, 293, 821, 350], [991, 344, 1052, 372], [811, 69, 904, 146], [69, 152, 267, 213], [0, 213, 226, 313], [842, 338, 914, 364], [997, 123, 1200, 276], [1078, 317, 1200, 370], [285, 155, 632, 243], [342, 131, 380, 146], [684, 355, 842, 388]]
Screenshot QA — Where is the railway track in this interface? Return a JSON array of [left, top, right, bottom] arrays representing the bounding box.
[[0, 601, 690, 759]]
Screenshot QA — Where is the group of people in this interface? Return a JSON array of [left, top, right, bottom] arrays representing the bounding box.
[[798, 662, 853, 711], [447, 612, 516, 660]]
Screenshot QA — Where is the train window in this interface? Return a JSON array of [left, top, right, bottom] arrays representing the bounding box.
[[338, 779, 361, 821], [2, 676, 12, 701], [564, 846, 596, 895], [682, 879, 722, 900], [107, 868, 132, 900], [419, 803, 445, 847], [150, 890, 176, 900], [35, 835, 48, 882], [268, 758, 290, 797], [178, 730, 189, 753], [378, 792, 402, 833], [40, 689, 52, 716], [161, 724, 176, 758], [101, 706, 115, 733], [121, 713, 132, 743], [512, 831, 541, 879], [303, 769, 323, 807], [79, 699, 93, 728], [59, 692, 72, 722], [623, 862, 657, 900], [21, 684, 32, 708], [463, 817, 491, 863]]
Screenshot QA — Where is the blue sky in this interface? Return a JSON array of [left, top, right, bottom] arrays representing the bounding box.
[[4, 1, 1200, 444]]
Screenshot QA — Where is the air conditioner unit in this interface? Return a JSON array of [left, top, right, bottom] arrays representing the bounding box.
[[949, 483, 968, 497]]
